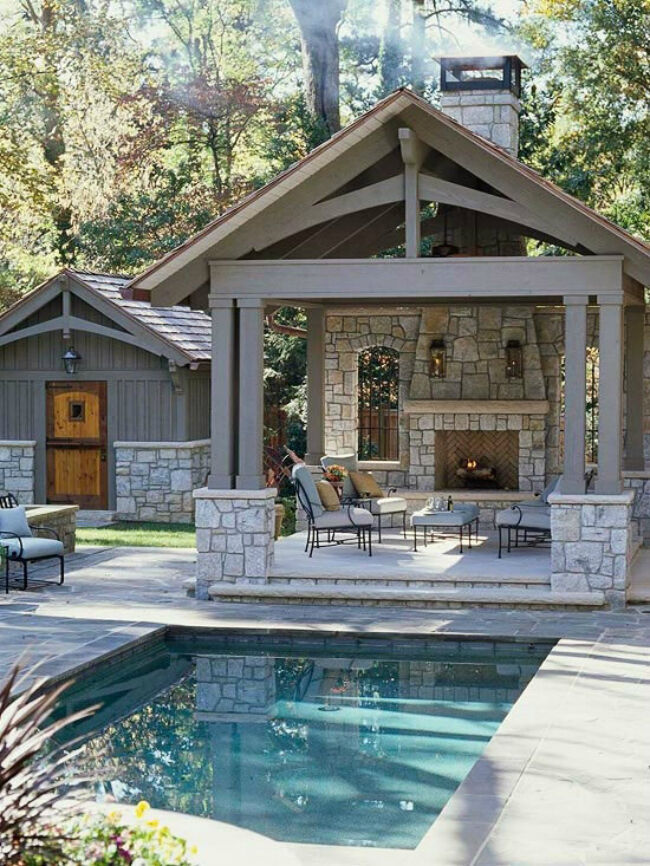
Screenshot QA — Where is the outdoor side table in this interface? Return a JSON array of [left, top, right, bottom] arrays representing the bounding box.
[[410, 504, 480, 553]]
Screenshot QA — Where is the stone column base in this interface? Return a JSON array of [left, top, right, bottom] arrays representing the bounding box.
[[549, 491, 635, 609], [193, 487, 276, 600]]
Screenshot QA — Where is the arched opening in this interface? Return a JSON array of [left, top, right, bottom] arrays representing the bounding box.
[[357, 346, 399, 461]]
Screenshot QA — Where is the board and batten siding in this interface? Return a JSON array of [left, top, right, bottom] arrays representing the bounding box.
[[185, 372, 210, 440], [0, 324, 208, 505]]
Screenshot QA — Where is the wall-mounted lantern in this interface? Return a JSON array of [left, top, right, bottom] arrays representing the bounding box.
[[430, 339, 446, 378], [505, 340, 523, 379], [62, 346, 82, 375]]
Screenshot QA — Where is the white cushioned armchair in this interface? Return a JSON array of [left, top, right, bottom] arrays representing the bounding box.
[[292, 464, 374, 557], [0, 505, 65, 592], [320, 453, 407, 542]]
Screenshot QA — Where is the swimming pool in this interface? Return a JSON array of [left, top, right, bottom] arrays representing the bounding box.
[[56, 633, 551, 849]]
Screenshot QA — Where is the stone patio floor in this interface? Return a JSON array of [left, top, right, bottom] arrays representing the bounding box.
[[1, 545, 650, 865], [271, 528, 550, 583]]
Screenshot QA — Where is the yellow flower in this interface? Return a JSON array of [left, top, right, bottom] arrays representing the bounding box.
[[190, 844, 198, 855], [147, 818, 159, 828], [134, 800, 150, 819]]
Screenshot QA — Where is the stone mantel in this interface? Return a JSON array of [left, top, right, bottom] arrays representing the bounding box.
[[403, 400, 550, 415]]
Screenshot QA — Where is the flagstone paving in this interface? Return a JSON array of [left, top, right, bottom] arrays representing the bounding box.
[[2, 544, 650, 865]]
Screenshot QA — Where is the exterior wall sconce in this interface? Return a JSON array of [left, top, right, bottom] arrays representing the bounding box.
[[430, 340, 446, 378], [505, 340, 523, 379], [62, 346, 82, 375]]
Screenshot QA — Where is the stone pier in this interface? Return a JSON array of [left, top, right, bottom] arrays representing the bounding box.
[[193, 487, 276, 600], [549, 491, 635, 609]]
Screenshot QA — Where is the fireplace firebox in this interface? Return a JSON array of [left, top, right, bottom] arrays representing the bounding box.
[[434, 430, 519, 490]]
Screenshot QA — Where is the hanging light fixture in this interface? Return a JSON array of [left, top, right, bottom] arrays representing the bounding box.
[[505, 340, 523, 379], [62, 346, 82, 375], [430, 339, 446, 378], [430, 208, 460, 258]]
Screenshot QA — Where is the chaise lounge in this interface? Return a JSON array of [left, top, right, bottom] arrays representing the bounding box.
[[494, 477, 560, 558]]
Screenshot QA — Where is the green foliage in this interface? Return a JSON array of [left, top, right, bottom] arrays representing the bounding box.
[[26, 805, 197, 865], [0, 664, 95, 865], [519, 0, 650, 240]]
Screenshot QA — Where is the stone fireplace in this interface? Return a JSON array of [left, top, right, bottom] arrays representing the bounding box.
[[434, 430, 519, 489]]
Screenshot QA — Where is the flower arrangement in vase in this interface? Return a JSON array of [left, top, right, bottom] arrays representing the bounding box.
[[323, 464, 348, 483]]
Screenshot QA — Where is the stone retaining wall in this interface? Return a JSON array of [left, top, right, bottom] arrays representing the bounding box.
[[194, 487, 276, 600], [0, 440, 35, 504], [115, 440, 210, 523], [549, 491, 634, 609], [26, 505, 77, 553]]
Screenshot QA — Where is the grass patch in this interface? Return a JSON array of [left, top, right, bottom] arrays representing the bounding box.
[[77, 521, 196, 548]]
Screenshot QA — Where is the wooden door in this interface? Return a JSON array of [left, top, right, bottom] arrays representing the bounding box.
[[46, 382, 107, 508]]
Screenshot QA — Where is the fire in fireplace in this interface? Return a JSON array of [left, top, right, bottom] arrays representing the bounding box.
[[456, 456, 498, 488]]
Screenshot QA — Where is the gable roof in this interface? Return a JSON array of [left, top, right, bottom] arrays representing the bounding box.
[[72, 271, 212, 362], [130, 87, 650, 297], [0, 269, 211, 364]]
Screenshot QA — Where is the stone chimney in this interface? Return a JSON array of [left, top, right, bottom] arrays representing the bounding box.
[[438, 55, 526, 157]]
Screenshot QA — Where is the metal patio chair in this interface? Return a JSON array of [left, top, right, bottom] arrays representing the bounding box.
[[0, 505, 65, 592], [292, 464, 374, 557]]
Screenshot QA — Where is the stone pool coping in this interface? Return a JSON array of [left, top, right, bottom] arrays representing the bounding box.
[[1, 546, 649, 865]]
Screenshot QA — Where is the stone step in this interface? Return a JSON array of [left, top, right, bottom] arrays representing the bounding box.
[[206, 582, 605, 608], [268, 572, 550, 588]]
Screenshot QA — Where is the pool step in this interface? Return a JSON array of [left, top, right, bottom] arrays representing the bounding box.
[[205, 582, 605, 609]]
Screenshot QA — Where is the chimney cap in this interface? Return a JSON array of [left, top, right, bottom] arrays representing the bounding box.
[[439, 55, 527, 98]]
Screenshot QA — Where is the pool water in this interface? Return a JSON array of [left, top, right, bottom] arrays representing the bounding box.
[[56, 634, 550, 849]]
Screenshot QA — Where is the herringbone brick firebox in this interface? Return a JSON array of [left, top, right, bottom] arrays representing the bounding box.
[[434, 430, 519, 490]]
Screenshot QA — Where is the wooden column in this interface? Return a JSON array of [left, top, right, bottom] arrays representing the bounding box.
[[563, 296, 588, 494], [399, 128, 426, 258], [305, 306, 325, 465], [597, 297, 624, 493], [208, 299, 236, 489], [625, 305, 645, 470], [236, 298, 265, 490]]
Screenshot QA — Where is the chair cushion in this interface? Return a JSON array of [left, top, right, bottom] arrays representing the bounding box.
[[368, 497, 407, 515], [495, 506, 551, 530], [0, 506, 32, 538], [1, 536, 63, 559], [321, 454, 357, 498], [292, 464, 325, 519], [313, 507, 374, 529], [349, 471, 384, 499], [315, 480, 340, 512]]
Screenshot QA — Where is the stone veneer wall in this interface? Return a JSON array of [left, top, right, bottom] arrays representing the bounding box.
[[115, 440, 210, 523], [324, 306, 563, 492], [623, 472, 650, 543], [325, 309, 419, 488], [0, 440, 35, 504], [440, 89, 520, 156], [194, 487, 276, 601], [549, 492, 634, 608]]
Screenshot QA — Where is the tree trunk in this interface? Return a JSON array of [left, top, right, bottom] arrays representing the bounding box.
[[410, 0, 427, 95], [379, 0, 402, 96], [41, 0, 75, 263], [288, 0, 347, 138]]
